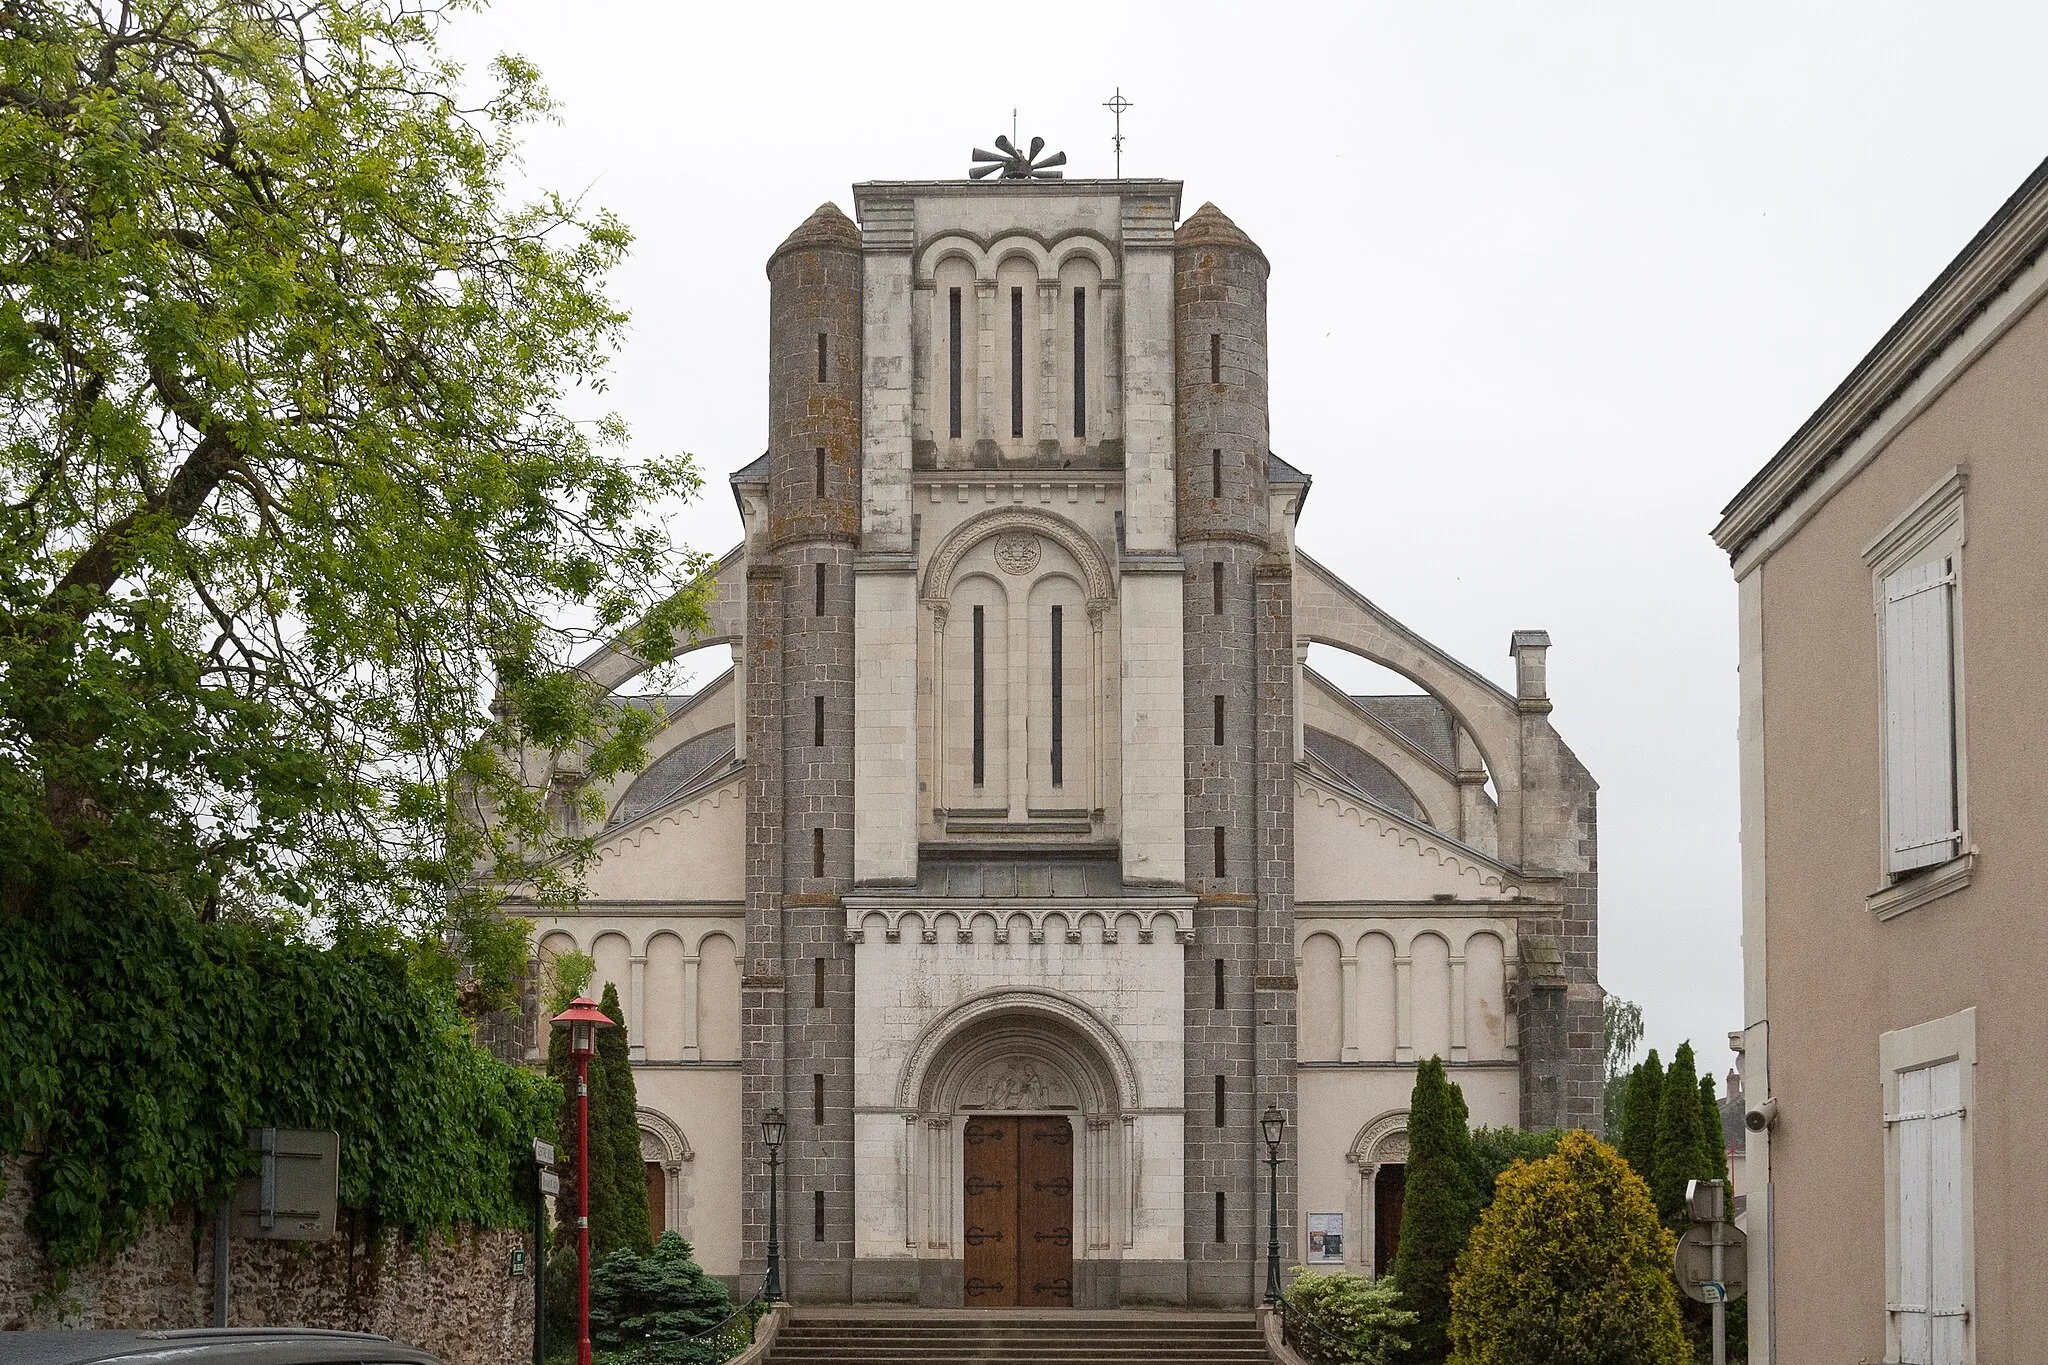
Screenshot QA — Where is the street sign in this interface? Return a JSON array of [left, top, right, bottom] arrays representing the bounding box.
[[232, 1128, 338, 1241], [539, 1170, 561, 1197], [511, 1247, 527, 1277], [1676, 1223, 1748, 1304], [1701, 1281, 1727, 1303], [533, 1139, 556, 1166]]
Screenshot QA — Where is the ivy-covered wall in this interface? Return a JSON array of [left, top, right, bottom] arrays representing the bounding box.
[[0, 1155, 533, 1364]]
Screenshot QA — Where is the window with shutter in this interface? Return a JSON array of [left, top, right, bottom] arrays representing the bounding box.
[[1891, 1058, 1965, 1365], [1882, 556, 1959, 876]]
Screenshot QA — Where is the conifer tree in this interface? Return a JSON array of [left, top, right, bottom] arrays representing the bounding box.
[[594, 982, 653, 1257], [1651, 1042, 1708, 1233], [1617, 1050, 1663, 1188], [1698, 1073, 1729, 1187], [1393, 1058, 1481, 1364]]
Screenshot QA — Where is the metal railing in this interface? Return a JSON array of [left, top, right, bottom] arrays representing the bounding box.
[[1277, 1296, 1354, 1365], [685, 1295, 766, 1362]]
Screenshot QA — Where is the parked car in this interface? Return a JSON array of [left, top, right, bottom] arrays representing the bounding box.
[[0, 1330, 442, 1365]]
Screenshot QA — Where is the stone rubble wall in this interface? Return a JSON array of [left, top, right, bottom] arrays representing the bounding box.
[[1, 1157, 533, 1365]]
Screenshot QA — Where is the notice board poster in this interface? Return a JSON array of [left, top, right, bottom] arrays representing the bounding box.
[[1307, 1212, 1344, 1263]]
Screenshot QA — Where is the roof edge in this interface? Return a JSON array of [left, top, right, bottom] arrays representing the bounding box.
[[1715, 154, 2048, 559]]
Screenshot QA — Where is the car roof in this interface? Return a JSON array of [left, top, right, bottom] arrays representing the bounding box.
[[0, 1329, 443, 1365]]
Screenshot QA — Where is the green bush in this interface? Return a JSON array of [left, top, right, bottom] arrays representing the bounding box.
[[1447, 1131, 1688, 1365], [1466, 1126, 1562, 1205], [1282, 1268, 1416, 1365], [546, 1233, 735, 1365]]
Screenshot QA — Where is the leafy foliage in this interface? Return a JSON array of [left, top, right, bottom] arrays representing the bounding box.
[[1447, 1131, 1689, 1365], [1392, 1058, 1481, 1363], [0, 877, 557, 1269], [1466, 1127, 1562, 1207], [0, 0, 707, 1004], [1283, 1268, 1416, 1365], [1603, 996, 1644, 1135]]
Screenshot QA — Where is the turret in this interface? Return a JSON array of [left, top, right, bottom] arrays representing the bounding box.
[[1174, 202, 1271, 541], [767, 203, 863, 548]]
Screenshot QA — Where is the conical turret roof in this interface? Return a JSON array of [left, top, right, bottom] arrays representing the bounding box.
[[768, 202, 862, 270], [1175, 202, 1268, 270]]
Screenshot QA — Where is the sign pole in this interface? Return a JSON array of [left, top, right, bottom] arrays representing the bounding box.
[[1711, 1220, 1726, 1365]]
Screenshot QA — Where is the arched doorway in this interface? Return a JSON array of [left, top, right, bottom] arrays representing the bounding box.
[[1348, 1110, 1409, 1279], [898, 989, 1138, 1307]]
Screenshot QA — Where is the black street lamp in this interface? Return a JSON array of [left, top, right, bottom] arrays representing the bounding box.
[[1261, 1105, 1286, 1306], [761, 1105, 786, 1303]]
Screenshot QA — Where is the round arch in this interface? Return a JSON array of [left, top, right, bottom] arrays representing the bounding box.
[[920, 506, 1115, 611], [896, 986, 1141, 1114]]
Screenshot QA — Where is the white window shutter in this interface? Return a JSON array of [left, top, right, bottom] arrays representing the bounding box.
[[1882, 557, 1958, 874], [1896, 1065, 1932, 1365], [1928, 1060, 1966, 1365]]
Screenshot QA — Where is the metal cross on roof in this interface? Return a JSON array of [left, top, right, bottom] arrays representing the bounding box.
[[1103, 88, 1134, 178], [970, 135, 1067, 181]]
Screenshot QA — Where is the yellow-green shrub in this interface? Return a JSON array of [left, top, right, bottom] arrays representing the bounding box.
[[1447, 1130, 1688, 1365]]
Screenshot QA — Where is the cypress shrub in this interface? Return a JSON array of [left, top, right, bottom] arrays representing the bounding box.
[[1617, 1050, 1663, 1188], [1446, 1131, 1688, 1365], [1652, 1043, 1708, 1234], [1697, 1073, 1729, 1188], [1392, 1058, 1481, 1363], [597, 982, 654, 1257], [1466, 1127, 1562, 1209]]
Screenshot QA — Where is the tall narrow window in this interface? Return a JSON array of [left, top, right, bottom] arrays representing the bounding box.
[[1050, 605, 1064, 789], [1210, 332, 1221, 385], [811, 827, 824, 878], [813, 695, 825, 747], [814, 447, 825, 498], [1882, 554, 1960, 875], [1214, 826, 1227, 877], [813, 1189, 825, 1242], [813, 1072, 825, 1125], [1010, 286, 1024, 438], [1214, 1191, 1227, 1243], [948, 288, 963, 439], [814, 563, 825, 617], [1072, 287, 1087, 437], [971, 604, 986, 788], [813, 957, 825, 1009], [1213, 695, 1225, 746], [1214, 958, 1226, 1010], [1212, 562, 1224, 616], [1212, 449, 1222, 499], [1214, 1074, 1227, 1128], [816, 333, 828, 383]]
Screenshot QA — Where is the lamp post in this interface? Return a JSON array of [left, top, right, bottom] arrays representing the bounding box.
[[1261, 1105, 1286, 1306], [550, 996, 615, 1365], [761, 1105, 787, 1303]]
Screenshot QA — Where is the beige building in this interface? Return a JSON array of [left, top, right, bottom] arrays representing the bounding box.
[[1715, 156, 2048, 1364], [510, 161, 1605, 1307]]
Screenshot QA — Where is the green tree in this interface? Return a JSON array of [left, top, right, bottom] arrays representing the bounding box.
[[1466, 1127, 1562, 1209], [1617, 1050, 1664, 1188], [1652, 1043, 1709, 1233], [0, 0, 707, 1006], [595, 981, 653, 1257], [1603, 996, 1645, 1136], [1697, 1073, 1730, 1189], [1392, 1058, 1481, 1364], [586, 1232, 734, 1365], [1446, 1131, 1689, 1365]]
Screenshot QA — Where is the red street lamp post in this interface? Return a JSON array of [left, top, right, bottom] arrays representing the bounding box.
[[550, 996, 615, 1365]]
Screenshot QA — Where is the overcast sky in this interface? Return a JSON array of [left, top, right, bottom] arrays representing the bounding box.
[[442, 1, 2048, 1081]]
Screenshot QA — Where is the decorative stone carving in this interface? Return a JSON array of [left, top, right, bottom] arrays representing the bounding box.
[[977, 1059, 1060, 1109], [994, 533, 1041, 575]]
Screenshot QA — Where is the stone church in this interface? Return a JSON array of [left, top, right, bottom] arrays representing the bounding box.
[[516, 169, 1603, 1309]]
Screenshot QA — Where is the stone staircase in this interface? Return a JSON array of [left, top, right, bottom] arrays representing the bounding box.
[[761, 1308, 1271, 1364]]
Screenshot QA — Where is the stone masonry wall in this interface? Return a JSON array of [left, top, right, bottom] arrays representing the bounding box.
[[0, 1158, 529, 1365]]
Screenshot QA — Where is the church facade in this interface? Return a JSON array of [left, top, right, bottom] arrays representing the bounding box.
[[518, 174, 1603, 1309]]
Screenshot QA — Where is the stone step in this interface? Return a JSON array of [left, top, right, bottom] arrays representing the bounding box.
[[762, 1310, 1268, 1365]]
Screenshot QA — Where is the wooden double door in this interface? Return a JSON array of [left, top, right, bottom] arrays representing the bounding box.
[[962, 1115, 1073, 1306]]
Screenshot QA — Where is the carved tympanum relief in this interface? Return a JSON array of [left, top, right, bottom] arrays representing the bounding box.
[[994, 533, 1041, 575], [967, 1057, 1074, 1110]]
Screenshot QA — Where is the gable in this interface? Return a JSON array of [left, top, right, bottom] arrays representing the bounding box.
[[1294, 772, 1521, 903], [583, 772, 745, 902]]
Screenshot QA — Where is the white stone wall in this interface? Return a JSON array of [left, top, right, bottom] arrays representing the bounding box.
[[848, 918, 1187, 1264], [854, 566, 918, 882]]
